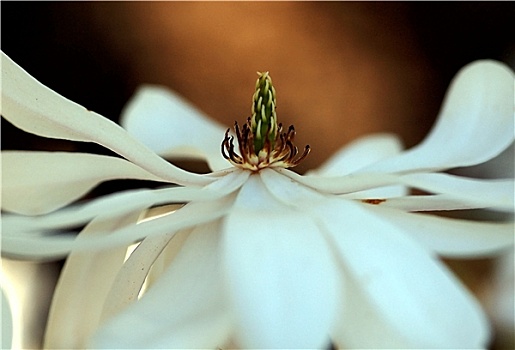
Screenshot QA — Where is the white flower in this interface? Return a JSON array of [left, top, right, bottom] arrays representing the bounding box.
[[1, 50, 514, 349]]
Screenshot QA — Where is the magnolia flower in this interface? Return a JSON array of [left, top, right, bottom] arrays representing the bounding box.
[[1, 50, 514, 349]]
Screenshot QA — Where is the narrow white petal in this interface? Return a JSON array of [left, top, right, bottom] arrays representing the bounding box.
[[0, 52, 212, 186], [277, 168, 513, 211], [359, 60, 514, 174], [316, 199, 490, 348], [43, 210, 140, 349], [400, 172, 514, 211], [367, 204, 514, 257], [2, 186, 224, 235], [1, 151, 166, 215], [121, 85, 229, 171], [2, 196, 233, 259], [222, 174, 339, 348], [310, 133, 404, 176], [375, 194, 496, 212], [99, 229, 178, 322], [91, 221, 231, 349]]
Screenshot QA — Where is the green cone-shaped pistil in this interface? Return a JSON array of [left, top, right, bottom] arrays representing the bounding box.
[[251, 72, 278, 154]]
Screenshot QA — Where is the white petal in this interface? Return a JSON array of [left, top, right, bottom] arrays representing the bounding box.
[[1, 151, 167, 215], [2, 185, 225, 235], [2, 196, 233, 259], [310, 133, 404, 176], [0, 52, 211, 186], [222, 174, 339, 348], [43, 210, 140, 349], [121, 85, 229, 171], [278, 168, 513, 211], [316, 199, 490, 348], [400, 173, 514, 212], [367, 204, 514, 258], [359, 60, 514, 174], [90, 221, 232, 349], [99, 229, 178, 322], [374, 194, 497, 211]]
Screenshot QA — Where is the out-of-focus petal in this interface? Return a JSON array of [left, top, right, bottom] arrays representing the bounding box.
[[359, 60, 514, 174], [1, 175, 236, 235], [120, 85, 229, 171], [90, 221, 232, 349], [0, 52, 212, 186], [100, 228, 178, 321], [2, 196, 233, 259], [316, 198, 490, 348], [367, 205, 514, 258], [43, 210, 140, 349], [222, 174, 339, 348], [1, 151, 166, 215], [401, 173, 514, 212], [279, 168, 513, 211], [374, 194, 496, 211], [310, 133, 404, 176]]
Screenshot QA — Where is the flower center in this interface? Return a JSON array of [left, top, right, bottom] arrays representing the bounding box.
[[221, 72, 310, 171]]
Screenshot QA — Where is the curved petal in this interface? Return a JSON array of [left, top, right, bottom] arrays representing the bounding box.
[[120, 85, 229, 171], [99, 229, 179, 322], [90, 221, 232, 349], [222, 174, 339, 348], [278, 168, 513, 211], [43, 210, 140, 349], [360, 60, 515, 174], [366, 205, 514, 258], [316, 198, 490, 348], [373, 194, 499, 212], [1, 196, 233, 259], [1, 185, 227, 235], [0, 52, 211, 186], [310, 133, 404, 176], [1, 151, 167, 215]]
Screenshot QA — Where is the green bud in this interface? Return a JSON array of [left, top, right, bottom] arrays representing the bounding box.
[[251, 72, 278, 154]]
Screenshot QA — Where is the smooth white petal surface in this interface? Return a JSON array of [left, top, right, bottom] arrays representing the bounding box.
[[1, 151, 166, 215], [367, 205, 514, 258], [2, 196, 233, 259], [0, 52, 211, 186], [2, 171, 242, 235], [279, 168, 513, 210], [91, 221, 232, 349], [310, 133, 404, 176], [360, 60, 514, 174], [222, 174, 339, 348], [43, 210, 140, 349], [100, 228, 178, 321], [121, 85, 229, 171], [400, 173, 514, 211], [316, 199, 490, 348]]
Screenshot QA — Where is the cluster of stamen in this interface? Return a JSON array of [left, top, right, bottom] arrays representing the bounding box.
[[221, 72, 310, 171]]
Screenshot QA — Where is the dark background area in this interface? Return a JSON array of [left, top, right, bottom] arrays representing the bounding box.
[[2, 2, 514, 160]]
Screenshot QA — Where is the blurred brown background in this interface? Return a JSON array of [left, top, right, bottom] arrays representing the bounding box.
[[2, 2, 514, 173]]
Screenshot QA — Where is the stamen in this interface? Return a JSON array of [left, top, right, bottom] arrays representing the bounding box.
[[221, 72, 310, 171]]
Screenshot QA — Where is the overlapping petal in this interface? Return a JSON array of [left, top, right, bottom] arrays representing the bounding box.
[[315, 198, 490, 348], [43, 210, 140, 349], [222, 174, 340, 348], [120, 85, 229, 171], [0, 51, 212, 186], [368, 205, 514, 258], [2, 196, 233, 259], [90, 221, 232, 349], [1, 151, 167, 215], [359, 60, 514, 174]]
